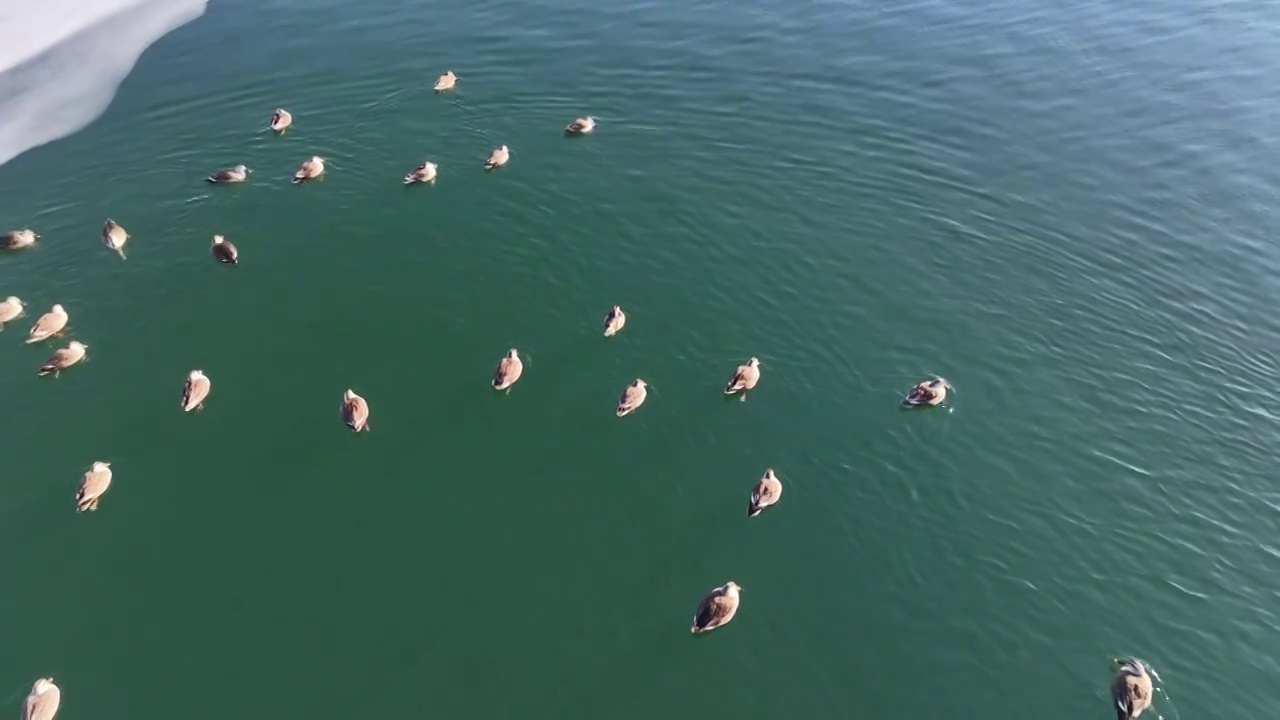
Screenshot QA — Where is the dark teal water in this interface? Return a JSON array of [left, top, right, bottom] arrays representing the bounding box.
[[2, 0, 1279, 717]]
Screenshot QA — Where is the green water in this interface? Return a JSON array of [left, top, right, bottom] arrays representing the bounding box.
[[3, 0, 1279, 717]]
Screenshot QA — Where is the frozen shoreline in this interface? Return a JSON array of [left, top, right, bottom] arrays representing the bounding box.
[[0, 0, 207, 167]]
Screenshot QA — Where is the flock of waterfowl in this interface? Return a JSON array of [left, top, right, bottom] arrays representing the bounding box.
[[5, 68, 1155, 720]]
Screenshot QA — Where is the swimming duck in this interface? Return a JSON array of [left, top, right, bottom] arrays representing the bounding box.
[[691, 582, 742, 634], [603, 305, 626, 337], [342, 389, 371, 432], [433, 71, 457, 92], [484, 145, 510, 170], [1, 228, 38, 249], [207, 164, 251, 184], [211, 235, 239, 264], [26, 304, 68, 344], [492, 348, 523, 393], [902, 377, 951, 407], [565, 117, 596, 134], [1111, 658, 1154, 720], [102, 219, 128, 260], [22, 678, 60, 720], [747, 468, 782, 517], [616, 378, 648, 417], [39, 341, 87, 377], [0, 296, 25, 329], [270, 108, 292, 132], [293, 156, 325, 183], [404, 161, 438, 185], [182, 370, 211, 412], [724, 357, 761, 400], [76, 462, 112, 512]]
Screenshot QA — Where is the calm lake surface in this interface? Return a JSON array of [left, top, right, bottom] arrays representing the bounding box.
[[2, 0, 1279, 717]]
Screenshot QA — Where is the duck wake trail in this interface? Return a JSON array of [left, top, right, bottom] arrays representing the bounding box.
[[0, 0, 208, 167]]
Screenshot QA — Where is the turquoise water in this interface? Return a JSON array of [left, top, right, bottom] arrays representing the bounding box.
[[2, 0, 1279, 717]]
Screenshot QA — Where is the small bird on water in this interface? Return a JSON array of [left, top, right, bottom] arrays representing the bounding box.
[[492, 348, 523, 393], [1111, 658, 1154, 720], [724, 357, 761, 400], [270, 108, 292, 132], [76, 461, 112, 512], [616, 378, 648, 417], [206, 164, 251, 184], [403, 161, 438, 185], [293, 156, 326, 183], [182, 370, 211, 412], [565, 116, 596, 134], [747, 468, 783, 517], [26, 304, 68, 344], [22, 678, 60, 720], [433, 71, 457, 92], [39, 341, 87, 377], [1, 228, 38, 250], [102, 219, 128, 260], [342, 389, 371, 432], [603, 305, 626, 337], [484, 145, 510, 170], [903, 377, 951, 407], [691, 581, 742, 634], [0, 295, 25, 329], [211, 235, 239, 264]]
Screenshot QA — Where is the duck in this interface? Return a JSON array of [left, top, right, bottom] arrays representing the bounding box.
[[342, 389, 371, 432], [433, 71, 458, 92], [691, 582, 742, 634], [724, 357, 761, 400], [22, 678, 60, 720], [207, 164, 251, 184], [293, 156, 325, 183], [484, 145, 510, 170], [76, 462, 112, 512], [616, 378, 648, 417], [0, 296, 25, 329], [102, 219, 128, 260], [1, 228, 38, 249], [565, 116, 596, 134], [404, 161, 438, 185], [211, 235, 239, 264], [182, 370, 211, 412], [39, 341, 88, 377], [492, 348, 523, 393], [903, 377, 951, 407], [26, 304, 68, 344], [603, 305, 626, 337], [270, 108, 292, 132], [1111, 658, 1154, 720], [747, 468, 783, 517]]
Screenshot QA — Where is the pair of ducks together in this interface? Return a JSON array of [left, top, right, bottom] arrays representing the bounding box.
[[611, 356, 762, 419], [429, 69, 599, 134], [2, 220, 135, 260], [0, 302, 88, 377], [689, 468, 783, 632], [15, 639, 1156, 720]]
